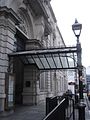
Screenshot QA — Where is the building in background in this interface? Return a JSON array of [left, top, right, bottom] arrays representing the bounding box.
[[82, 67, 87, 92], [0, 0, 68, 112], [67, 65, 86, 96], [86, 75, 90, 96]]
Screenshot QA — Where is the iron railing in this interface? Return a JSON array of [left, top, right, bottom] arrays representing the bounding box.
[[66, 97, 75, 120]]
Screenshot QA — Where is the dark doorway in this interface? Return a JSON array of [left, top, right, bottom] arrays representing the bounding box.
[[14, 31, 25, 105], [14, 58, 24, 105]]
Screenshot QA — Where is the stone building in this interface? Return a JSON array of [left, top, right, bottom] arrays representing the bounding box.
[[0, 0, 68, 112]]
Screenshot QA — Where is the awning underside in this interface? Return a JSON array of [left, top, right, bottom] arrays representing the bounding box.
[[9, 47, 77, 70]]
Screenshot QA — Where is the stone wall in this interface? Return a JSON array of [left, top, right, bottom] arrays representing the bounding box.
[[0, 9, 16, 111]]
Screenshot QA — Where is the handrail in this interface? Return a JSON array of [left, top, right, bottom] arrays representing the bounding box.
[[66, 97, 75, 120]]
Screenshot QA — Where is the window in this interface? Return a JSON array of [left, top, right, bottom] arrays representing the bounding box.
[[14, 26, 28, 52], [8, 75, 14, 107], [5, 73, 15, 109], [15, 36, 25, 52], [40, 72, 45, 91]]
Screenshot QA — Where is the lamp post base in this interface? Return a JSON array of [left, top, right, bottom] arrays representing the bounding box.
[[77, 102, 86, 120]]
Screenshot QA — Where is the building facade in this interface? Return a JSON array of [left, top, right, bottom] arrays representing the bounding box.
[[0, 0, 68, 112], [86, 75, 90, 95]]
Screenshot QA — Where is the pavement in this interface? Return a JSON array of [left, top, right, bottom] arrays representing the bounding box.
[[0, 96, 90, 120], [85, 96, 90, 120], [74, 95, 90, 120], [0, 102, 46, 120]]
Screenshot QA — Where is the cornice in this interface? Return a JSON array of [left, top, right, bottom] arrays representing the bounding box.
[[0, 6, 20, 25], [0, 19, 16, 33]]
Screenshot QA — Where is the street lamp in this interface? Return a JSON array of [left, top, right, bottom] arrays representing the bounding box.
[[72, 19, 82, 39], [72, 19, 86, 120], [72, 19, 83, 99]]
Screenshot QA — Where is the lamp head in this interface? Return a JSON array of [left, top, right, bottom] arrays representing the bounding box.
[[72, 19, 82, 38]]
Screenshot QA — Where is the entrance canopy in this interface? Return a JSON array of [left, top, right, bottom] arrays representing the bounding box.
[[9, 46, 77, 70]]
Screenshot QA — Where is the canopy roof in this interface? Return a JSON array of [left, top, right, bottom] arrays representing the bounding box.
[[9, 46, 77, 70]]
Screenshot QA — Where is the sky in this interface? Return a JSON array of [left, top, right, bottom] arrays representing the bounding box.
[[51, 0, 90, 71]]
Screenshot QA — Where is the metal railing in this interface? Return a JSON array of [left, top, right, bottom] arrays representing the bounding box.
[[46, 96, 58, 115], [65, 97, 75, 120], [44, 96, 75, 120]]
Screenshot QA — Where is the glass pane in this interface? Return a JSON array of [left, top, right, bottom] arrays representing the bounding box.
[[26, 56, 34, 63], [67, 53, 77, 68], [60, 54, 68, 68], [8, 94, 13, 107], [33, 55, 44, 69], [53, 54, 62, 68], [45, 54, 56, 68], [8, 75, 14, 107], [39, 55, 50, 69], [8, 95, 13, 102], [8, 77, 14, 94], [68, 57, 74, 67]]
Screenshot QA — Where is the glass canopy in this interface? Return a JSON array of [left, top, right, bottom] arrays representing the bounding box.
[[9, 46, 77, 70]]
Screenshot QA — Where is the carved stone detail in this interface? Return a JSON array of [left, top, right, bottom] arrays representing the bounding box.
[[17, 12, 27, 35]]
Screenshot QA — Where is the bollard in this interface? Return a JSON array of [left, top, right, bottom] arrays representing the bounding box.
[[77, 102, 86, 120]]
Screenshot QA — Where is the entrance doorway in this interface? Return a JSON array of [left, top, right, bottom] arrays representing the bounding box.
[[14, 58, 24, 105]]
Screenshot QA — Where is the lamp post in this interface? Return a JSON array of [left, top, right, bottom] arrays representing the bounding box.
[[72, 19, 86, 120], [72, 19, 83, 100]]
